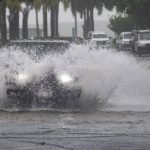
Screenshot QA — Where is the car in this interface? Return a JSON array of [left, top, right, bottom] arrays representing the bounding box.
[[87, 31, 110, 49], [130, 30, 150, 56], [4, 40, 81, 108], [116, 32, 132, 51]]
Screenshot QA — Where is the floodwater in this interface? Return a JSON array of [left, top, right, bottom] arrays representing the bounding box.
[[0, 45, 150, 149], [1, 111, 150, 150]]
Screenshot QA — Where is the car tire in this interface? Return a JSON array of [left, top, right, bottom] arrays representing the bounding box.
[[137, 50, 142, 56], [131, 46, 135, 54], [116, 45, 120, 51], [6, 90, 34, 109]]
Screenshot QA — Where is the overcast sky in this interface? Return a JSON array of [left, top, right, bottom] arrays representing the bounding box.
[[19, 3, 116, 26]]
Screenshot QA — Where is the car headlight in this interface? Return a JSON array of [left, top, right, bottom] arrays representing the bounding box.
[[58, 73, 74, 84], [16, 73, 30, 84], [106, 40, 111, 44]]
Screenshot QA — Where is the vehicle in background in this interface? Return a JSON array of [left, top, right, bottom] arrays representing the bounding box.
[[5, 40, 81, 108], [130, 30, 150, 56], [116, 32, 132, 51], [88, 31, 111, 49]]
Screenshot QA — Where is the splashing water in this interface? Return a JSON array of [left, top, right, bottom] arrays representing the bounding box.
[[0, 44, 150, 112]]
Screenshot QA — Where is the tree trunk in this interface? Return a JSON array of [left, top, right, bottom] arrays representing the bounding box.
[[90, 7, 94, 31], [43, 3, 48, 38], [87, 8, 90, 33], [0, 1, 7, 41], [83, 3, 94, 39], [74, 8, 77, 41], [83, 9, 87, 38], [35, 9, 40, 37], [89, 0, 94, 31], [51, 3, 59, 38], [56, 4, 59, 37], [22, 11, 29, 39], [51, 7, 54, 38], [83, 8, 89, 39], [9, 9, 19, 40]]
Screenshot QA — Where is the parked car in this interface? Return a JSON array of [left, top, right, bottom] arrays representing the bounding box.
[[130, 30, 150, 56], [5, 40, 81, 108], [88, 31, 111, 49], [116, 32, 132, 51]]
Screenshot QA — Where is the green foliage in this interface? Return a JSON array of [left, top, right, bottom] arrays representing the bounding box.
[[33, 0, 42, 10], [104, 0, 150, 30], [46, 0, 60, 8], [61, 0, 70, 10], [6, 0, 21, 10], [108, 15, 134, 35], [125, 0, 150, 29]]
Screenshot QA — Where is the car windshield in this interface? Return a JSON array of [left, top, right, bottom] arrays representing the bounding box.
[[139, 32, 150, 40], [93, 34, 107, 38], [124, 34, 131, 39]]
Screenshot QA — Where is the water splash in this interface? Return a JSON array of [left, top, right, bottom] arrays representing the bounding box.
[[0, 44, 150, 111]]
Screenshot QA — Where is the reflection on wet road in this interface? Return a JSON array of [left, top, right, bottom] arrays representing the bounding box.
[[0, 111, 150, 150]]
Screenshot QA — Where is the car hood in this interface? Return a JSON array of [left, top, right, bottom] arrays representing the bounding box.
[[92, 38, 109, 42], [123, 39, 131, 42]]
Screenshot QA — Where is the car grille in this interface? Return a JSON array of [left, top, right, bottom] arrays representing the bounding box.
[[145, 44, 150, 49], [96, 41, 107, 45]]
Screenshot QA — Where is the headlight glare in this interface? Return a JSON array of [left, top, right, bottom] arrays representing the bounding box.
[[59, 74, 74, 84], [17, 73, 30, 84]]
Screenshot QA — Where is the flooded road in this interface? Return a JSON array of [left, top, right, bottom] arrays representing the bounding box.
[[1, 111, 150, 150], [1, 46, 150, 149]]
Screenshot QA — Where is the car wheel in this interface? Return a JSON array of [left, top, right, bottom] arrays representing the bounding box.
[[137, 50, 142, 56], [131, 46, 135, 54], [116, 45, 120, 51], [6, 91, 34, 109]]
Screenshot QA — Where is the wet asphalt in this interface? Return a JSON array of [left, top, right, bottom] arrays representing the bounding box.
[[0, 111, 150, 150], [1, 52, 150, 150]]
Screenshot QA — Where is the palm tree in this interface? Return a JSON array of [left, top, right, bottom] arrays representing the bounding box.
[[71, 0, 103, 38], [50, 0, 70, 38], [21, 0, 33, 39], [49, 0, 60, 38], [62, 0, 70, 10], [70, 0, 78, 40], [6, 0, 21, 39], [0, 0, 7, 41], [33, 0, 42, 37], [42, 0, 48, 38]]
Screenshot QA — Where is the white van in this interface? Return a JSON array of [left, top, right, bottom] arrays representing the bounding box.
[[116, 32, 132, 51]]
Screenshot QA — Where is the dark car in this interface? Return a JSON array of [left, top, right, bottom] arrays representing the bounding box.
[[4, 40, 81, 108]]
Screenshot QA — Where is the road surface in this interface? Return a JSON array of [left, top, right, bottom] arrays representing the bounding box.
[[1, 49, 150, 150], [0, 111, 150, 150]]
